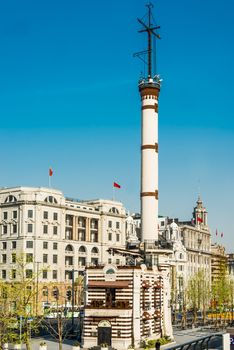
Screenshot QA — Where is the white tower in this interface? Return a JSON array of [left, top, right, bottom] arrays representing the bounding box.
[[140, 81, 160, 245], [137, 3, 161, 251]]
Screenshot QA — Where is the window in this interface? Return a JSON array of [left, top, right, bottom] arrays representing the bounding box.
[[2, 242, 7, 249], [90, 232, 98, 242], [109, 207, 119, 214], [91, 258, 98, 266], [12, 241, 16, 249], [5, 195, 17, 203], [42, 270, 47, 279], [12, 269, 16, 279], [78, 257, 86, 266], [26, 269, 33, 278], [78, 230, 85, 241], [28, 210, 33, 218], [45, 196, 57, 204], [3, 226, 7, 234], [3, 212, 8, 220], [108, 221, 112, 228], [53, 213, 58, 221], [78, 246, 86, 253], [108, 232, 112, 240], [53, 242, 58, 250], [26, 241, 33, 249], [91, 247, 99, 254], [43, 225, 48, 234], [116, 222, 120, 229], [13, 211, 17, 219], [52, 270, 57, 279], [13, 224, 17, 234], [2, 254, 7, 263], [26, 253, 33, 263], [108, 258, 112, 264], [53, 226, 58, 235], [65, 256, 73, 266], [43, 242, 48, 249], [65, 244, 74, 252], [12, 253, 16, 263], [2, 270, 6, 279], [116, 259, 120, 265], [53, 255, 58, 264], [43, 211, 48, 220], [116, 234, 120, 242], [28, 224, 33, 233], [43, 254, 48, 263]]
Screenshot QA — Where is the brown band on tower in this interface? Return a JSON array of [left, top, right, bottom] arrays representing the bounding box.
[[142, 103, 158, 113], [141, 143, 158, 153], [139, 87, 160, 98], [141, 190, 158, 199]]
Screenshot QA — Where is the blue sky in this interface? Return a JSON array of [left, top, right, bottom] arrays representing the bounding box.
[[0, 1, 233, 251]]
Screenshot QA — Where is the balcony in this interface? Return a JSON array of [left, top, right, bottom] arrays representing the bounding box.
[[85, 300, 131, 318]]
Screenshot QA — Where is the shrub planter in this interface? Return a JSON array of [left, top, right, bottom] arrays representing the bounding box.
[[39, 343, 47, 350], [13, 344, 21, 350], [72, 346, 80, 350]]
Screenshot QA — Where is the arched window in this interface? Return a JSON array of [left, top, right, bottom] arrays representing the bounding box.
[[91, 247, 99, 254], [65, 244, 74, 252], [44, 196, 58, 204], [79, 246, 86, 253], [5, 195, 17, 203], [179, 253, 183, 260], [109, 207, 119, 214]]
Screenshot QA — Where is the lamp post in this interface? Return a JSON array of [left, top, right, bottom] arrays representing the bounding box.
[[71, 269, 79, 333]]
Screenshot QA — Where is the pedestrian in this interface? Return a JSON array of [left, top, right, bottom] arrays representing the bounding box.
[[155, 340, 161, 350]]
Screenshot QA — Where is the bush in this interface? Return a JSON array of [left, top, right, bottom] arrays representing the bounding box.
[[144, 337, 171, 348]]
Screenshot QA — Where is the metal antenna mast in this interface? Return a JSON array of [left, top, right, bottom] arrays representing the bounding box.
[[137, 2, 160, 79]]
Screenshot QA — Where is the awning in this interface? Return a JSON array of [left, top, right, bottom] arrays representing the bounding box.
[[88, 281, 129, 288]]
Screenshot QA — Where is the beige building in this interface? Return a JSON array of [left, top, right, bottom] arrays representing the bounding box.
[[179, 196, 211, 282], [0, 186, 127, 310], [211, 243, 227, 285]]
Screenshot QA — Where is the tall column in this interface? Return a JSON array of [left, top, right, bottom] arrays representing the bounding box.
[[139, 81, 160, 245]]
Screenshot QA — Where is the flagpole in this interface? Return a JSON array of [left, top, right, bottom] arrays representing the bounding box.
[[49, 175, 51, 188], [112, 186, 115, 201]]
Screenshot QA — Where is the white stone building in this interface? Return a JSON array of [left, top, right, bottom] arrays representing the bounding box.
[[0, 186, 127, 308]]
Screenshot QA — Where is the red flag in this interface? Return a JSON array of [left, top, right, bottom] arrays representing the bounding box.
[[197, 217, 203, 223], [113, 182, 121, 189], [49, 168, 53, 177], [221, 232, 223, 238]]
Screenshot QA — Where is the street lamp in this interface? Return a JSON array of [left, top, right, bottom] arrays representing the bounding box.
[[71, 269, 79, 333]]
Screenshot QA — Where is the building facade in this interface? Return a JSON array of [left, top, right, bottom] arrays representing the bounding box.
[[0, 186, 127, 310], [82, 264, 173, 349], [210, 243, 227, 285]]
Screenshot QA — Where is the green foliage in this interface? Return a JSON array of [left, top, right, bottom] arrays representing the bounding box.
[[143, 337, 171, 348], [0, 254, 45, 350]]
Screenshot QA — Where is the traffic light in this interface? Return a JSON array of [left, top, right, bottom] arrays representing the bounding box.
[[66, 290, 72, 301], [53, 288, 59, 300]]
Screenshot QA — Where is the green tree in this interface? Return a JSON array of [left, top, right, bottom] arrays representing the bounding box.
[[186, 269, 211, 326], [0, 254, 45, 350]]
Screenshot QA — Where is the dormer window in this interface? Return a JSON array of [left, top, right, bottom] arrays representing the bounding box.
[[109, 207, 119, 214], [44, 196, 58, 204], [5, 195, 17, 203]]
